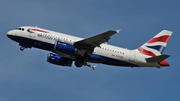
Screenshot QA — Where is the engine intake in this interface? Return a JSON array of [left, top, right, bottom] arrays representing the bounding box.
[[47, 53, 72, 66]]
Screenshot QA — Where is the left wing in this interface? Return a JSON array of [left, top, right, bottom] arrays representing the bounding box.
[[74, 30, 120, 56]]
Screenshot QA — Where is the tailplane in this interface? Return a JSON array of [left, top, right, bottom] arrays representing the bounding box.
[[137, 30, 172, 56], [146, 54, 170, 67], [146, 54, 170, 62]]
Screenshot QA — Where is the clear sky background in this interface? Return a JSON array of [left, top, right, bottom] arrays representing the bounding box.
[[0, 0, 180, 101]]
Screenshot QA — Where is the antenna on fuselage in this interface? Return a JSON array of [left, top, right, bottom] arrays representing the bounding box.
[[35, 25, 38, 28]]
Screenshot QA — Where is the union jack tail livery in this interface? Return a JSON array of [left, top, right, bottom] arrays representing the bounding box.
[[138, 30, 172, 57]]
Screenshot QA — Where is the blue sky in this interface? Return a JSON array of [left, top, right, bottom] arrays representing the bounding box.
[[1, 0, 180, 101]]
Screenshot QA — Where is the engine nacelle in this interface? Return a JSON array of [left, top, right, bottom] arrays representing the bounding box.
[[47, 53, 72, 66], [54, 41, 76, 54]]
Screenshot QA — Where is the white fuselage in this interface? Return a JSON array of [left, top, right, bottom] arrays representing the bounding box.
[[7, 26, 164, 67]]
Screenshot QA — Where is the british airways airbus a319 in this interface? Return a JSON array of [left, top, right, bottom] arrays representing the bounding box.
[[7, 26, 172, 70]]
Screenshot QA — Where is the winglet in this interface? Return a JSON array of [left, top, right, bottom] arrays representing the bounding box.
[[115, 29, 121, 34]]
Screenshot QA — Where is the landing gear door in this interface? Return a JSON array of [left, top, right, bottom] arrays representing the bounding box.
[[129, 51, 136, 62]]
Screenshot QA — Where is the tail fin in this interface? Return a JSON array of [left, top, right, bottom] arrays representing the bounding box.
[[137, 30, 172, 56]]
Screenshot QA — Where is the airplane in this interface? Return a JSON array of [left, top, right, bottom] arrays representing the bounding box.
[[7, 26, 172, 70]]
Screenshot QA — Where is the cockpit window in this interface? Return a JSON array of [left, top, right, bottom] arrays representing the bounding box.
[[16, 28, 24, 31]]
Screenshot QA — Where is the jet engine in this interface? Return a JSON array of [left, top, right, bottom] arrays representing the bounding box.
[[54, 41, 76, 54], [47, 53, 73, 66]]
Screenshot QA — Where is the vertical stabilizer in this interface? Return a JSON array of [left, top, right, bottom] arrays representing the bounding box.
[[137, 30, 172, 56]]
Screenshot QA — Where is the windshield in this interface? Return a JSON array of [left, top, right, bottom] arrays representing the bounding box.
[[16, 28, 24, 31]]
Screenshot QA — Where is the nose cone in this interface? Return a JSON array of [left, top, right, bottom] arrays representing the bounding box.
[[7, 30, 15, 36], [7, 30, 16, 41]]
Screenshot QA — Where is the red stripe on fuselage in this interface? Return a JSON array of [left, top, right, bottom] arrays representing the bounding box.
[[138, 47, 156, 56], [147, 35, 170, 43], [30, 28, 49, 33]]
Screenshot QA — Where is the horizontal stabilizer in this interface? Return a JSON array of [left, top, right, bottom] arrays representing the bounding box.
[[146, 54, 170, 62]]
